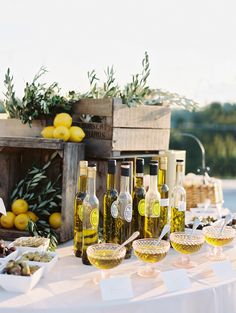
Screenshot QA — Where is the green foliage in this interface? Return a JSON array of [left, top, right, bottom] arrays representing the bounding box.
[[3, 67, 72, 126], [11, 152, 61, 248], [170, 102, 236, 177]]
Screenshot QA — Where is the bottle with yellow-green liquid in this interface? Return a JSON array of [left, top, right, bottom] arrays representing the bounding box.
[[158, 156, 169, 238], [144, 162, 161, 238], [170, 160, 186, 233], [74, 161, 88, 257], [82, 164, 99, 265], [114, 163, 133, 259], [103, 160, 118, 243], [133, 158, 146, 238]]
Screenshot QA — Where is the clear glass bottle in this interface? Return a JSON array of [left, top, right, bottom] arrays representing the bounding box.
[[74, 161, 88, 257], [170, 160, 186, 233], [133, 158, 146, 238], [144, 162, 161, 238], [158, 156, 169, 237], [82, 164, 99, 265], [103, 160, 118, 243], [114, 163, 133, 259]]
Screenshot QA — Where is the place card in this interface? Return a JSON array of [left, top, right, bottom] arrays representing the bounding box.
[[211, 260, 235, 280], [0, 198, 6, 215], [100, 276, 133, 301], [161, 269, 192, 292]]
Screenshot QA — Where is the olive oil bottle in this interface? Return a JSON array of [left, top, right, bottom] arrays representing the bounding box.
[[82, 164, 99, 265], [158, 156, 169, 237], [144, 163, 161, 238], [133, 158, 146, 238], [74, 161, 88, 257], [103, 160, 118, 243], [170, 160, 186, 233], [114, 163, 133, 259]]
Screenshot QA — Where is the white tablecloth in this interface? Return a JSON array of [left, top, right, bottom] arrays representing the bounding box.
[[1, 241, 236, 313]]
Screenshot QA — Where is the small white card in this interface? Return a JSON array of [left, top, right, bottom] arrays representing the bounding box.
[[100, 276, 133, 301], [211, 260, 235, 280], [161, 269, 191, 292], [0, 198, 6, 215]]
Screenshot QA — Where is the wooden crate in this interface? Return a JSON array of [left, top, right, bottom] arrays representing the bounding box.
[[0, 137, 85, 242], [0, 114, 46, 137], [72, 98, 171, 158]]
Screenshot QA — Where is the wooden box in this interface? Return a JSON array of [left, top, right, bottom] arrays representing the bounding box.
[[0, 137, 84, 242], [0, 114, 46, 137], [73, 98, 171, 158]]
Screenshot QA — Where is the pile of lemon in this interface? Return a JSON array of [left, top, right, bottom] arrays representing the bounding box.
[[0, 199, 62, 231], [41, 113, 85, 142]]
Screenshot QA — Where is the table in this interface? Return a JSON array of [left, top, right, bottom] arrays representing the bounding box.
[[1, 241, 236, 313]]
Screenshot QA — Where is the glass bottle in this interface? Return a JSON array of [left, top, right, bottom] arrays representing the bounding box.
[[170, 160, 186, 233], [144, 162, 161, 238], [133, 158, 146, 238], [114, 163, 133, 259], [74, 160, 88, 257], [82, 164, 99, 265], [103, 160, 118, 243], [158, 156, 169, 237]]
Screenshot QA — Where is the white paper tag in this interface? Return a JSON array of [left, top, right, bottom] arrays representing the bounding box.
[[124, 204, 132, 222], [100, 276, 134, 301], [160, 198, 169, 207], [161, 269, 191, 292], [111, 201, 118, 218], [178, 201, 186, 212], [211, 260, 235, 280], [0, 198, 7, 216]]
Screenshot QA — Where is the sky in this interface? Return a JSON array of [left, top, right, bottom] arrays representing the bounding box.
[[0, 0, 236, 105]]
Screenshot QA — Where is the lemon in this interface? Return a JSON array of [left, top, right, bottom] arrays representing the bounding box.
[[12, 199, 29, 215], [49, 212, 62, 229], [41, 126, 55, 139], [0, 212, 15, 229], [69, 126, 85, 143], [27, 211, 38, 223], [53, 126, 70, 142], [54, 113, 72, 128], [14, 213, 29, 231]]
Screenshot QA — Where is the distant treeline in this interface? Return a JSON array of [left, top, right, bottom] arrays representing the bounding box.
[[170, 102, 236, 178]]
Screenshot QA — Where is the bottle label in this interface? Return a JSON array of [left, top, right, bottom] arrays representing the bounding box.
[[78, 205, 83, 221], [124, 204, 132, 222], [152, 201, 160, 217], [138, 199, 145, 216], [160, 198, 169, 207], [178, 201, 186, 212], [90, 208, 99, 227], [111, 201, 119, 218]]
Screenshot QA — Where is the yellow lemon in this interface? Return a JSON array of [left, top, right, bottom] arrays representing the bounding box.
[[53, 126, 70, 142], [0, 212, 15, 229], [14, 213, 30, 231], [69, 126, 85, 142], [12, 199, 29, 215], [49, 212, 62, 229], [54, 113, 72, 128], [27, 211, 38, 223], [41, 126, 55, 139]]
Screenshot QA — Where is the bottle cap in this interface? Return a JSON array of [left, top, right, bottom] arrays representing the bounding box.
[[136, 158, 144, 173], [79, 160, 88, 168], [108, 159, 116, 174], [150, 163, 158, 175], [88, 163, 96, 168], [150, 159, 159, 164], [121, 165, 130, 177], [159, 156, 167, 170], [176, 159, 184, 163]]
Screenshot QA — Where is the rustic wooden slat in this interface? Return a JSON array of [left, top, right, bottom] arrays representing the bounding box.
[[0, 118, 46, 137], [0, 137, 64, 150], [73, 120, 113, 140], [0, 153, 10, 208], [60, 143, 85, 242], [0, 229, 29, 241], [112, 128, 170, 151], [72, 98, 117, 117], [113, 103, 171, 129], [84, 139, 113, 158]]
